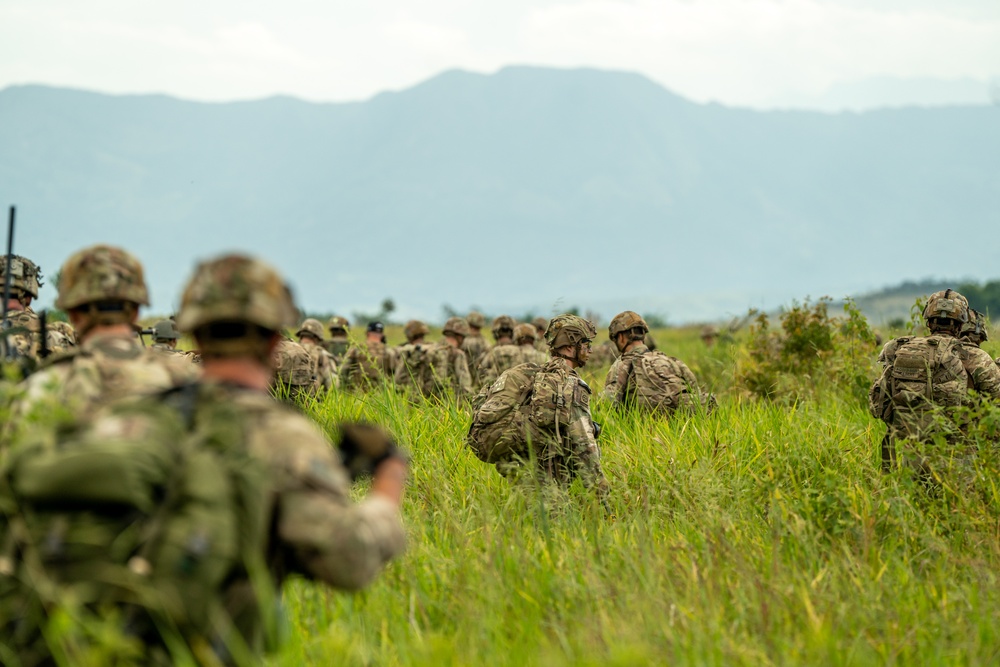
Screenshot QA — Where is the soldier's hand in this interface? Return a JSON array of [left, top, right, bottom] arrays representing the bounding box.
[[337, 422, 409, 482]]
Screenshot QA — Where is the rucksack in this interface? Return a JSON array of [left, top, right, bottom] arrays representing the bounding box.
[[0, 384, 271, 662], [888, 335, 970, 438], [467, 363, 541, 463], [395, 343, 433, 394], [631, 351, 714, 414]]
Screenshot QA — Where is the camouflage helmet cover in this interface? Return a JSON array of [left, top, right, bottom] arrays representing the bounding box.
[[153, 319, 181, 340], [491, 315, 516, 335], [608, 310, 649, 338], [701, 324, 719, 338], [443, 316, 470, 337], [55, 245, 149, 310], [545, 314, 597, 349], [532, 316, 548, 331], [513, 322, 537, 342], [327, 315, 350, 332], [176, 254, 298, 333], [0, 254, 42, 299], [297, 318, 325, 340], [962, 308, 989, 341], [466, 311, 486, 328], [403, 319, 429, 341], [922, 289, 969, 324]]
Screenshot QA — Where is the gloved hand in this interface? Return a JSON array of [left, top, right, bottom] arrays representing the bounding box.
[[337, 422, 409, 481]]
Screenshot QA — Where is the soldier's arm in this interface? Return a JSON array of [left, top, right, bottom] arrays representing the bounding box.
[[601, 359, 629, 404], [263, 415, 406, 590], [455, 351, 473, 397], [868, 366, 892, 422], [964, 346, 1000, 400], [567, 382, 609, 496]]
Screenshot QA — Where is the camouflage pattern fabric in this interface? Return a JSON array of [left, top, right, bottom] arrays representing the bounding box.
[[340, 339, 397, 391], [477, 343, 544, 389], [870, 333, 1000, 471], [588, 341, 619, 368], [0, 380, 406, 661], [602, 344, 714, 415], [274, 339, 321, 400], [461, 333, 491, 385], [8, 331, 200, 437], [2, 309, 75, 361], [425, 341, 473, 399], [394, 342, 433, 396], [55, 245, 149, 310], [322, 336, 351, 366]]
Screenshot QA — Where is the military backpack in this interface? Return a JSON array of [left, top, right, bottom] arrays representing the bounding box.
[[888, 335, 970, 438], [0, 384, 271, 663], [631, 352, 709, 414]]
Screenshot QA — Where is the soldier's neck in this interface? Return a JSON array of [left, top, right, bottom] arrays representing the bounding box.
[[202, 358, 273, 391]]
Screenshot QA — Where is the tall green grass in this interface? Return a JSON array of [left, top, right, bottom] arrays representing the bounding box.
[[270, 329, 1000, 666]]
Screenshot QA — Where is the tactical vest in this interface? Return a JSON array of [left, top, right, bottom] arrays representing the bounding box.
[[888, 335, 970, 438], [0, 384, 271, 663]]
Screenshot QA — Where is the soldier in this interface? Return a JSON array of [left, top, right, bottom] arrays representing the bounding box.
[[150, 319, 181, 351], [394, 320, 432, 395], [602, 311, 714, 415], [870, 289, 1000, 473], [297, 318, 338, 391], [0, 254, 73, 364], [462, 311, 491, 380], [274, 337, 319, 401], [424, 317, 474, 399], [0, 253, 407, 663], [960, 309, 988, 347], [514, 322, 548, 366], [476, 315, 521, 388], [700, 325, 719, 347], [8, 245, 199, 427], [532, 316, 549, 352], [340, 321, 397, 391], [323, 316, 351, 365], [588, 340, 618, 368]]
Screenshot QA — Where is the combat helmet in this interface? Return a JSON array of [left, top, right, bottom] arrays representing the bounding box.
[[532, 316, 548, 332], [176, 254, 298, 334], [467, 311, 486, 329], [922, 289, 969, 325], [328, 316, 350, 334], [442, 316, 470, 338], [297, 318, 325, 341], [545, 314, 597, 349], [55, 245, 149, 311], [153, 319, 181, 342], [0, 255, 42, 300], [961, 309, 989, 343], [491, 315, 516, 339], [700, 324, 719, 339], [513, 322, 537, 343], [608, 310, 648, 339], [403, 320, 429, 342]]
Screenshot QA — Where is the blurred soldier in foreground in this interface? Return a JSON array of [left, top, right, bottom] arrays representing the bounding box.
[[8, 245, 198, 428], [0, 253, 408, 663], [296, 318, 337, 391], [467, 314, 608, 499], [462, 311, 491, 384], [340, 321, 397, 391], [323, 315, 351, 364], [0, 255, 74, 365], [870, 289, 1000, 474], [602, 311, 715, 416], [476, 315, 520, 388], [150, 319, 181, 351]]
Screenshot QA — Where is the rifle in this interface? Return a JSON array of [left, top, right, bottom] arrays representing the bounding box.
[[2, 206, 16, 362], [37, 309, 50, 360], [138, 327, 155, 347]]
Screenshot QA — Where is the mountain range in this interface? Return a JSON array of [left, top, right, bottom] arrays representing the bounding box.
[[1, 66, 997, 324]]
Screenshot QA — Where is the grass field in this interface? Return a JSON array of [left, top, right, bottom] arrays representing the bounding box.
[[264, 325, 1000, 666]]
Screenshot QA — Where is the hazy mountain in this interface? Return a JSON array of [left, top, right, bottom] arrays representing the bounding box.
[[769, 76, 997, 112], [1, 66, 998, 323]]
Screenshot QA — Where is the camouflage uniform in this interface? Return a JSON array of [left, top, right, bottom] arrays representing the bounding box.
[[475, 316, 519, 388], [870, 290, 1000, 472], [588, 340, 618, 368], [534, 315, 608, 494], [8, 246, 199, 428], [340, 324, 397, 391], [0, 255, 407, 661], [425, 317, 473, 399], [532, 316, 549, 352], [297, 318, 338, 391], [274, 338, 320, 401], [461, 311, 491, 384], [961, 309, 989, 347], [323, 316, 351, 365], [394, 320, 432, 395], [513, 323, 548, 367], [602, 311, 712, 414], [0, 255, 73, 363]]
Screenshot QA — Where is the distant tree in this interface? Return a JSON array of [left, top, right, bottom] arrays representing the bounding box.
[[381, 298, 396, 318]]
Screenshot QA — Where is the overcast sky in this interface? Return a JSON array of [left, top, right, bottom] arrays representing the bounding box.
[[2, 0, 999, 107]]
